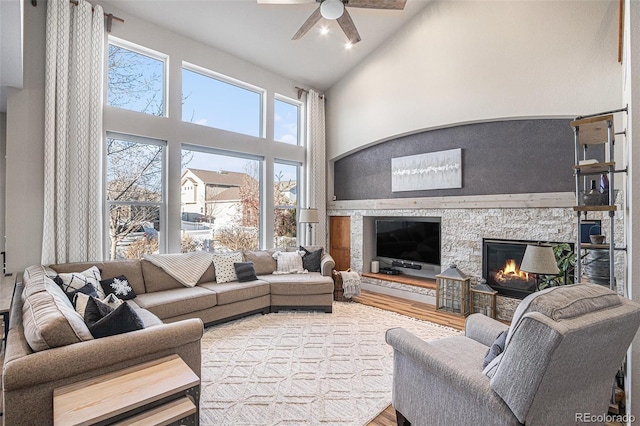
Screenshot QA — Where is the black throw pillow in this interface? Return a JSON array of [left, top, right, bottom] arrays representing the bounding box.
[[300, 246, 323, 272], [483, 330, 508, 368], [83, 296, 115, 325], [234, 262, 258, 282], [85, 298, 144, 339], [100, 275, 137, 300]]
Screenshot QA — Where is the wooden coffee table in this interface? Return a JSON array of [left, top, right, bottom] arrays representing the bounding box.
[[54, 354, 200, 425]]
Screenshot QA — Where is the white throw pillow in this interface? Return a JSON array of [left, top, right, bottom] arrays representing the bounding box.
[[212, 252, 244, 283], [272, 251, 305, 274]]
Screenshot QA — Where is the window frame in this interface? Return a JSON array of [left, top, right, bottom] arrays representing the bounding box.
[[273, 160, 301, 248], [181, 62, 266, 138], [107, 36, 169, 117], [181, 144, 265, 250], [273, 95, 303, 146], [104, 132, 167, 259]]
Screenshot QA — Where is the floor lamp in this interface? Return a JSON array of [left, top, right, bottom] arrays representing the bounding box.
[[298, 208, 319, 246]]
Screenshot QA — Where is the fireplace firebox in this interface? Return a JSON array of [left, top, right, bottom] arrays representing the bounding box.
[[482, 238, 571, 299]]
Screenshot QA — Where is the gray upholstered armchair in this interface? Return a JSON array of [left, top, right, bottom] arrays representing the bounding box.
[[386, 284, 640, 426]]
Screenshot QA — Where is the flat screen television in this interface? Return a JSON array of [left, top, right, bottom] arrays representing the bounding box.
[[375, 219, 441, 266]]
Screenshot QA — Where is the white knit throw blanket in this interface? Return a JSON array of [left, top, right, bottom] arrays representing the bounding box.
[[341, 270, 361, 298], [143, 252, 214, 287]]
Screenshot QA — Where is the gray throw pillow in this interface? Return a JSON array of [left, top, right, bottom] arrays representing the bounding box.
[[234, 262, 258, 283], [483, 330, 508, 368]]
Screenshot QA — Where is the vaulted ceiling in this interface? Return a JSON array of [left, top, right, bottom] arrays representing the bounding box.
[[100, 0, 430, 92]]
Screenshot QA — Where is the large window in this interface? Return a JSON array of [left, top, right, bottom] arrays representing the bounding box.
[[107, 39, 166, 116], [182, 65, 263, 137], [181, 147, 262, 252], [274, 162, 299, 248], [274, 97, 300, 145], [106, 134, 165, 260]]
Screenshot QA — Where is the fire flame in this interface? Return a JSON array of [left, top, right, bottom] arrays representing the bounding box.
[[496, 259, 529, 282]]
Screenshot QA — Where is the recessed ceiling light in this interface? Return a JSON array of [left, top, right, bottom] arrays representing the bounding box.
[[319, 26, 329, 36], [345, 42, 353, 50]]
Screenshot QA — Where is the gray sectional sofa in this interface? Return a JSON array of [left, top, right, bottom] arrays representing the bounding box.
[[3, 248, 335, 425]]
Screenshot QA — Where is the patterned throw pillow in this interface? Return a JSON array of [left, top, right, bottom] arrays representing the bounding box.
[[100, 275, 136, 300], [234, 262, 258, 283], [272, 251, 305, 274], [54, 266, 105, 299], [75, 293, 122, 317], [300, 246, 323, 272], [212, 252, 244, 283]]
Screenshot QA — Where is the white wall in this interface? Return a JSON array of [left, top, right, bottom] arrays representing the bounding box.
[[4, 1, 45, 273], [325, 0, 622, 161]]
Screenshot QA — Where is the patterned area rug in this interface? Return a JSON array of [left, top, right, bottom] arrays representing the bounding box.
[[199, 302, 460, 425]]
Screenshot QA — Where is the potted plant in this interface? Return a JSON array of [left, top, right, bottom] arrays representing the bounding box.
[[538, 243, 577, 290]]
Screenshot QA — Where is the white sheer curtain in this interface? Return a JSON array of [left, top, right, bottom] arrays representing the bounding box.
[[305, 89, 327, 248], [42, 0, 104, 264]]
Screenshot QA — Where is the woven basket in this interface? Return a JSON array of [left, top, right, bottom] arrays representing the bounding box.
[[331, 269, 350, 302]]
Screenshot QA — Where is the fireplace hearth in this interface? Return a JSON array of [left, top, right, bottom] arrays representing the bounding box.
[[482, 238, 570, 299]]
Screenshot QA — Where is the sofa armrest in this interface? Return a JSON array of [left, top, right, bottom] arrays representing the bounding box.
[[320, 253, 335, 277], [3, 318, 204, 391], [464, 313, 509, 347]]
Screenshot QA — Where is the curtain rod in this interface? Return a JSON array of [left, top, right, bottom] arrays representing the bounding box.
[[31, 0, 125, 32], [295, 86, 324, 100]]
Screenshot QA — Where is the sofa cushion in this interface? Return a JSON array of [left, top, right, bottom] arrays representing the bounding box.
[[212, 252, 244, 283], [51, 260, 146, 296], [142, 259, 215, 292], [199, 280, 270, 305], [243, 250, 277, 275], [22, 276, 93, 351], [134, 287, 218, 319], [260, 273, 334, 295]]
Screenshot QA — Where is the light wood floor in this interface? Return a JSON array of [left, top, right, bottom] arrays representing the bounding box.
[[352, 290, 467, 425], [352, 290, 466, 331]]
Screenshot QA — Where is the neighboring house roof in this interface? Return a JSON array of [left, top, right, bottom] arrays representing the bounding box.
[[206, 186, 240, 202], [183, 168, 248, 187]]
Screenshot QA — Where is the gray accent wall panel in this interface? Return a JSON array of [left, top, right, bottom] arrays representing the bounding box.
[[334, 119, 596, 200]]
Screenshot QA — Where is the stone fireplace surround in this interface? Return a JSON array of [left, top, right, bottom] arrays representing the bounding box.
[[327, 192, 621, 321]]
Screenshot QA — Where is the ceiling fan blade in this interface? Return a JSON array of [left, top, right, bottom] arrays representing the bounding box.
[[346, 0, 407, 10], [258, 0, 315, 4], [337, 9, 361, 44], [292, 7, 323, 40]]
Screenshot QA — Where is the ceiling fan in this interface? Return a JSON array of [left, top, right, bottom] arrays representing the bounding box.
[[258, 0, 407, 45]]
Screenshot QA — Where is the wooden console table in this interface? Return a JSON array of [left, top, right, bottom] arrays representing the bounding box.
[[54, 354, 199, 426]]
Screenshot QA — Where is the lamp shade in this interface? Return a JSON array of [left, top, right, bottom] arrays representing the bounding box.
[[520, 245, 560, 275], [298, 208, 319, 224], [320, 0, 344, 20]]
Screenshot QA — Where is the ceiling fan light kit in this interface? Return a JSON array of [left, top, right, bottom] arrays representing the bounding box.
[[320, 0, 344, 20], [259, 0, 407, 45]]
